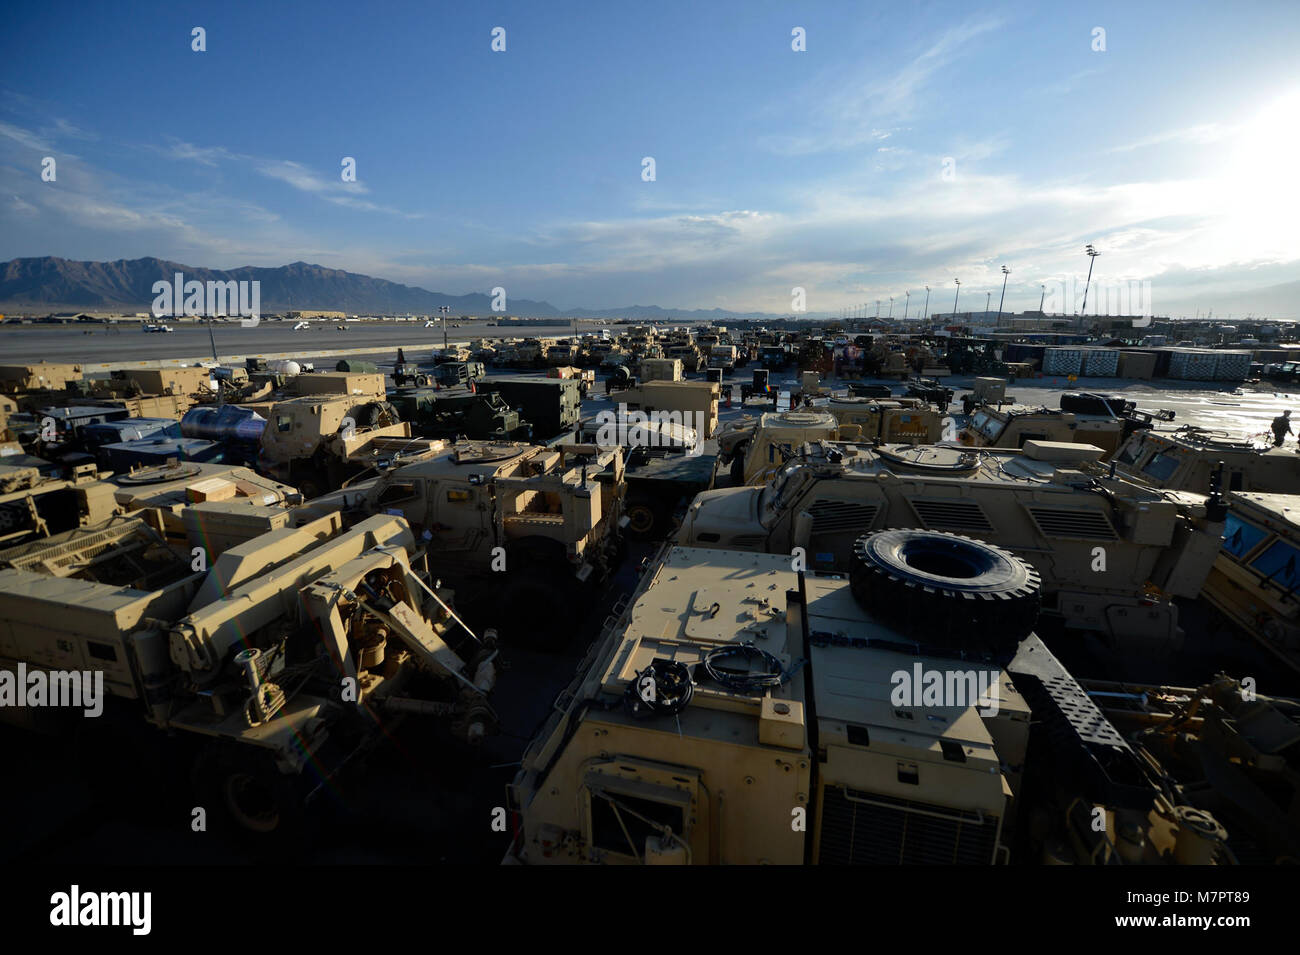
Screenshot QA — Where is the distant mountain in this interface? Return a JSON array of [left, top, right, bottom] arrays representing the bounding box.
[[0, 257, 560, 316], [0, 256, 798, 320]]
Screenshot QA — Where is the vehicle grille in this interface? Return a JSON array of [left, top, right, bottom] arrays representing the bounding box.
[[907, 498, 994, 533], [1025, 506, 1118, 541], [818, 786, 999, 864], [808, 500, 880, 535]]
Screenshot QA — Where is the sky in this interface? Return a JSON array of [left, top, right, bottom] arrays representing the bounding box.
[[1, 0, 1298, 318]]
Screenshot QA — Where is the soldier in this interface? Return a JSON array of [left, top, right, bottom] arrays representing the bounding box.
[[1272, 409, 1293, 447]]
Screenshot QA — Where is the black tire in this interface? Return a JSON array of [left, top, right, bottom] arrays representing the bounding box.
[[624, 494, 668, 540], [850, 530, 1041, 654], [191, 743, 312, 849]]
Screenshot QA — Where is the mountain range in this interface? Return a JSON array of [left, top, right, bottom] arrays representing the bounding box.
[[0, 257, 785, 320]]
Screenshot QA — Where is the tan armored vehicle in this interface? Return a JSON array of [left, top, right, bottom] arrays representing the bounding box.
[[0, 462, 120, 546], [678, 440, 1228, 646], [718, 404, 944, 486], [1113, 427, 1300, 495], [960, 405, 1128, 456], [0, 362, 84, 397], [609, 380, 721, 438], [258, 392, 407, 497], [1201, 491, 1300, 671], [665, 343, 701, 373], [0, 511, 499, 838], [507, 541, 1232, 864], [299, 441, 626, 647], [109, 460, 298, 544]]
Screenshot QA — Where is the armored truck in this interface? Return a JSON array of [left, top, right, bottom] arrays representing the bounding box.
[[298, 441, 626, 647], [677, 440, 1228, 646], [258, 392, 407, 497], [0, 511, 499, 838], [507, 541, 1231, 864], [1201, 490, 1300, 671], [1113, 427, 1300, 495]]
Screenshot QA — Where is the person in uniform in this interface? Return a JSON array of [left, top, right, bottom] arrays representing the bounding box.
[[1272, 409, 1293, 447]]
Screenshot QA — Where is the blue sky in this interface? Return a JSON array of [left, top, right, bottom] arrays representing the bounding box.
[[2, 0, 1298, 317]]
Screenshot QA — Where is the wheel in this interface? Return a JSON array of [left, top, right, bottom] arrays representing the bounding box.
[[624, 494, 667, 539], [191, 744, 312, 848], [849, 529, 1041, 654]]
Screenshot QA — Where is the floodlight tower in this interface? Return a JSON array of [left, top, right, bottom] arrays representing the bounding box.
[[997, 265, 1010, 323]]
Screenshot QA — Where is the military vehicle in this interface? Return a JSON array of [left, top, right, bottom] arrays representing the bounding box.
[[563, 415, 712, 539], [1200, 491, 1300, 671], [546, 365, 595, 397], [665, 343, 701, 373], [718, 404, 944, 486], [392, 389, 533, 442], [1080, 674, 1300, 864], [480, 377, 582, 440], [678, 440, 1228, 646], [0, 510, 499, 838], [608, 380, 721, 438], [434, 361, 487, 388], [706, 343, 738, 372], [759, 344, 790, 370], [0, 362, 85, 404], [961, 393, 1173, 459], [0, 462, 120, 547], [506, 540, 1233, 864], [298, 441, 626, 647], [257, 391, 406, 497], [1113, 426, 1300, 494]]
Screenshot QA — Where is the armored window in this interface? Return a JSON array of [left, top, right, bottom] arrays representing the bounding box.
[[1250, 540, 1300, 593], [1140, 452, 1180, 483], [1222, 514, 1269, 559], [589, 791, 686, 859], [276, 415, 293, 433], [377, 482, 418, 507]]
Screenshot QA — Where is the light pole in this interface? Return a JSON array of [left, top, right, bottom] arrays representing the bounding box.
[[439, 304, 451, 349], [1039, 284, 1046, 314], [923, 285, 930, 322], [904, 290, 910, 321], [1080, 244, 1101, 319], [985, 291, 991, 315], [952, 278, 961, 320], [876, 300, 880, 319], [997, 265, 1010, 323], [888, 296, 893, 319]]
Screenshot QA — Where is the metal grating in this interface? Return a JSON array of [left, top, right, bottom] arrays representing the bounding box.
[[1025, 506, 1118, 541], [907, 498, 994, 533], [818, 786, 998, 864], [808, 499, 879, 535]]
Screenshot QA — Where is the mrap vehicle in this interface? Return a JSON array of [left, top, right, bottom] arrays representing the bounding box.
[[507, 541, 1234, 864], [677, 440, 1228, 647]]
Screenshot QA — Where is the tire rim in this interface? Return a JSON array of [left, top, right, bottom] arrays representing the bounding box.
[[627, 504, 656, 534]]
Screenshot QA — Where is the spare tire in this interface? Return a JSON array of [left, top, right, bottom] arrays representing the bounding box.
[[850, 529, 1041, 654]]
